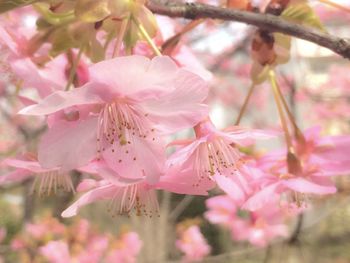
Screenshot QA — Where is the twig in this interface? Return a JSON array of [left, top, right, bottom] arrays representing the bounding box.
[[169, 195, 194, 221], [147, 2, 350, 59], [289, 213, 304, 244]]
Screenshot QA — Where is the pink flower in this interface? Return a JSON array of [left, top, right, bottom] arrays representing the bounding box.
[[0, 157, 74, 196], [77, 235, 109, 263], [243, 127, 350, 210], [295, 126, 350, 176], [176, 225, 211, 262], [62, 179, 159, 218], [40, 241, 71, 263], [19, 55, 209, 184], [230, 201, 288, 247], [205, 195, 238, 226], [167, 118, 276, 192], [106, 232, 143, 263], [62, 157, 217, 218], [206, 195, 288, 247], [24, 218, 65, 240]]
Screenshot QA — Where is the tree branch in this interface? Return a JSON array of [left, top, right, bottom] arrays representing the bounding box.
[[147, 2, 350, 59]]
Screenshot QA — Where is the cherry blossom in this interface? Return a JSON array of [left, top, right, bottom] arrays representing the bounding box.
[[19, 55, 209, 184], [176, 225, 211, 262]]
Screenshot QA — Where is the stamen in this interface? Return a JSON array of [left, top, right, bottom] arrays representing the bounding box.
[[31, 171, 74, 196], [107, 184, 159, 218], [96, 102, 154, 159], [192, 138, 242, 187]]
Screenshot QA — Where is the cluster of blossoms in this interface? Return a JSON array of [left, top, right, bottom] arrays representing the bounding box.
[[8, 216, 142, 263], [0, 0, 350, 253], [176, 224, 211, 262]]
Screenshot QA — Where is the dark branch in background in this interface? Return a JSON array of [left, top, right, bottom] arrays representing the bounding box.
[[147, 2, 350, 60], [289, 213, 304, 244], [23, 179, 35, 222], [209, 35, 251, 72]]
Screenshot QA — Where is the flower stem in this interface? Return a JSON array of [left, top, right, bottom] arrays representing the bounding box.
[[112, 17, 129, 57], [132, 16, 162, 56], [318, 0, 350, 13], [269, 70, 293, 152], [235, 83, 255, 125], [65, 46, 84, 91], [272, 72, 305, 142]]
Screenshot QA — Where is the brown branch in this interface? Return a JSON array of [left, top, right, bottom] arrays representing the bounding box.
[[147, 2, 350, 59]]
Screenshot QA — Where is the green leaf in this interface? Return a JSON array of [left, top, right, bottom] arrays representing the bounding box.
[[274, 33, 291, 65], [34, 3, 75, 25], [88, 38, 105, 62], [74, 0, 110, 22], [281, 3, 325, 31], [49, 27, 75, 57], [0, 0, 38, 14]]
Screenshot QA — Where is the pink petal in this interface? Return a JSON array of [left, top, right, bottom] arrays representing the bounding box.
[[174, 45, 213, 81], [0, 170, 31, 185], [89, 55, 178, 99], [282, 177, 336, 194], [38, 117, 98, 170], [167, 138, 205, 167], [102, 136, 165, 184], [214, 174, 247, 205], [76, 179, 99, 192], [158, 166, 215, 195], [11, 58, 57, 98], [221, 127, 279, 146], [316, 135, 350, 162], [2, 159, 48, 173], [18, 85, 104, 115], [140, 69, 209, 134], [97, 161, 144, 185], [61, 184, 116, 217], [167, 138, 194, 147], [40, 241, 71, 263], [17, 95, 38, 106], [0, 27, 19, 55], [242, 183, 280, 211], [304, 126, 322, 141]]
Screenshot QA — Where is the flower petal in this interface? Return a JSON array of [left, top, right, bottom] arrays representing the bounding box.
[[282, 177, 336, 194], [61, 184, 116, 217], [38, 117, 98, 170], [214, 174, 248, 205], [102, 136, 165, 184], [141, 69, 209, 134], [242, 183, 280, 211], [18, 85, 104, 115], [0, 170, 31, 185], [89, 55, 178, 99], [158, 166, 215, 195]]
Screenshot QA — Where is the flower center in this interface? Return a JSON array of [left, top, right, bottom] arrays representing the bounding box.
[[96, 102, 155, 157], [193, 138, 243, 186]]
